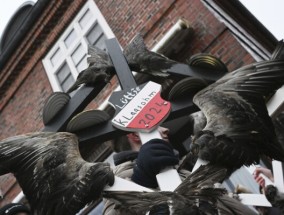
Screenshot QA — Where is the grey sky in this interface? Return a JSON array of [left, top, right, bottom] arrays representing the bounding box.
[[240, 0, 284, 40]]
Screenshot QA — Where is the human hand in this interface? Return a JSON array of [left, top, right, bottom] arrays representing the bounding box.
[[131, 139, 179, 188], [253, 167, 274, 189]]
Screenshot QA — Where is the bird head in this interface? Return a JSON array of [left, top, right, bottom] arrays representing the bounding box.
[[265, 185, 278, 203], [191, 130, 216, 162]]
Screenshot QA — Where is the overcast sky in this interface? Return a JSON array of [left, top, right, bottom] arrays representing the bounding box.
[[0, 0, 283, 40], [239, 0, 284, 40]]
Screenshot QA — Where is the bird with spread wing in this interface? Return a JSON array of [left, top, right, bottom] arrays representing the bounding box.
[[190, 40, 284, 171], [0, 132, 114, 215], [104, 164, 257, 215]]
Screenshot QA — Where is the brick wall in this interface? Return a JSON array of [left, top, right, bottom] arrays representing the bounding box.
[[0, 63, 51, 139]]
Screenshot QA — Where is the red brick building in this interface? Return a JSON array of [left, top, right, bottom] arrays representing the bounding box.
[[0, 0, 280, 213]]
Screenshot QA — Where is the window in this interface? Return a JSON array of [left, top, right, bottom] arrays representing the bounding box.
[[43, 0, 115, 92]]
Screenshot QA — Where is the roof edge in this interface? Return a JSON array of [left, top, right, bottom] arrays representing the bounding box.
[[212, 0, 278, 53], [0, 0, 50, 70]]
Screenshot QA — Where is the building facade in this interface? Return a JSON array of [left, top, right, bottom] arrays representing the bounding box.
[[0, 0, 279, 211]]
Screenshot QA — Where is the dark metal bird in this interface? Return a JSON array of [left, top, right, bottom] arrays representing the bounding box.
[[103, 164, 257, 214], [190, 41, 284, 170], [124, 33, 182, 78], [66, 46, 114, 93], [265, 185, 284, 214], [0, 132, 114, 215]]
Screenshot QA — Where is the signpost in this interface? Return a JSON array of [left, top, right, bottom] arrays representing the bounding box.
[[106, 38, 181, 192], [110, 81, 171, 132]]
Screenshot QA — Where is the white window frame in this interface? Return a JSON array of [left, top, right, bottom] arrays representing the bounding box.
[[43, 0, 115, 92]]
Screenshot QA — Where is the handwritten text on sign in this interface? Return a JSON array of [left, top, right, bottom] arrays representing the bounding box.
[[112, 82, 171, 132]]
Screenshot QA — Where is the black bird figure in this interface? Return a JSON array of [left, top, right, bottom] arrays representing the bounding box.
[[124, 33, 182, 78], [103, 164, 257, 215], [0, 132, 114, 215], [66, 45, 115, 93], [190, 40, 284, 171]]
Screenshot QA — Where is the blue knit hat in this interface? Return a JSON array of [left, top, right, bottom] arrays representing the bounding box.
[[0, 203, 30, 215]]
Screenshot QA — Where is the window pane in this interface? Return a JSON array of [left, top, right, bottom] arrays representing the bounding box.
[[86, 23, 103, 45], [56, 63, 75, 92], [56, 63, 70, 83], [76, 54, 87, 72], [62, 75, 75, 92], [50, 48, 62, 67], [79, 9, 93, 29], [71, 44, 85, 65], [64, 29, 77, 48], [94, 34, 107, 50]]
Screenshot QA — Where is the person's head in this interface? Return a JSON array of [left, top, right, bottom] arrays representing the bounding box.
[[127, 126, 170, 151], [0, 203, 30, 215]]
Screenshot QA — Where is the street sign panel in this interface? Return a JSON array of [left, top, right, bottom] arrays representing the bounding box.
[[109, 81, 171, 132]]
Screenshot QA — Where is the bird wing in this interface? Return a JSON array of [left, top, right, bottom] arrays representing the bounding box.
[[175, 164, 227, 199], [103, 191, 169, 214], [193, 58, 284, 160], [0, 132, 114, 215], [174, 165, 257, 215], [104, 165, 256, 214], [217, 195, 258, 215]]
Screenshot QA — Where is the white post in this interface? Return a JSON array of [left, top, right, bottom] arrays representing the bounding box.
[[139, 130, 182, 192], [272, 160, 284, 192], [12, 191, 25, 203]]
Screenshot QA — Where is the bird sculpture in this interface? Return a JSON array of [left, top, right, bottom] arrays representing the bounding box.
[[103, 164, 257, 215], [123, 33, 182, 78], [190, 40, 284, 171], [66, 45, 114, 93], [0, 132, 114, 215], [67, 33, 199, 93]]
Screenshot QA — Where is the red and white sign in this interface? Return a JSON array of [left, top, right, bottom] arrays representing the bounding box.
[[111, 82, 171, 132]]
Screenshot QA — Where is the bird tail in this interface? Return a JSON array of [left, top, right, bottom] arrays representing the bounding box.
[[217, 195, 258, 215], [87, 45, 111, 66], [123, 33, 147, 56]]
